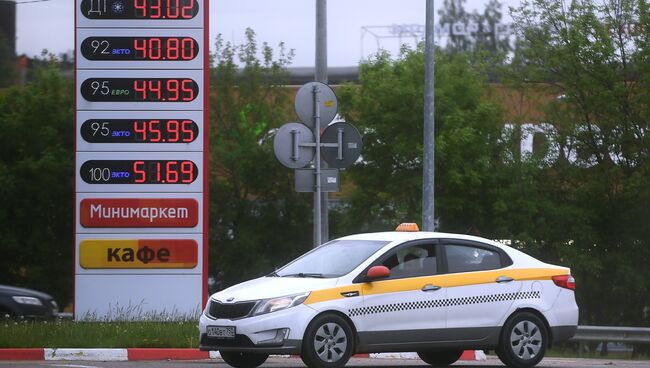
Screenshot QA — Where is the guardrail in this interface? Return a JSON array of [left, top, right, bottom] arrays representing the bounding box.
[[569, 325, 650, 357], [570, 326, 650, 344]]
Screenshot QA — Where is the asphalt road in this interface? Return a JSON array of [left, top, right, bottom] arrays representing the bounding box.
[[1, 356, 650, 368]]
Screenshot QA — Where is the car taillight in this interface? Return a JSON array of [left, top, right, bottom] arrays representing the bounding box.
[[552, 275, 576, 290]]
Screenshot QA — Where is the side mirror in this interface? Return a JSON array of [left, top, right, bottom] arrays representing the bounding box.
[[367, 265, 390, 281]]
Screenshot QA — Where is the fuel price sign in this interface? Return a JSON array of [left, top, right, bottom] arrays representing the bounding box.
[[80, 0, 199, 20], [80, 119, 198, 144], [77, 28, 204, 69], [80, 78, 199, 102], [75, 0, 209, 320]]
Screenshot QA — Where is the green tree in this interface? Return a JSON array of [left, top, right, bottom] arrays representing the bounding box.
[[438, 0, 513, 55], [507, 0, 650, 328], [336, 46, 504, 236], [0, 61, 74, 308], [209, 29, 312, 289]]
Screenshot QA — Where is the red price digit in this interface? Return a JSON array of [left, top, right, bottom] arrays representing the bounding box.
[[148, 120, 161, 142], [133, 121, 147, 141], [155, 161, 162, 182], [150, 0, 162, 18], [181, 0, 194, 18], [134, 80, 147, 100], [149, 38, 161, 60], [167, 120, 180, 142], [166, 161, 179, 183], [134, 0, 147, 17], [148, 80, 162, 101], [168, 0, 180, 18], [167, 38, 179, 60], [181, 120, 194, 142], [181, 38, 195, 60], [133, 38, 147, 59], [166, 79, 179, 102], [181, 79, 194, 101], [181, 161, 194, 183], [134, 161, 146, 183]]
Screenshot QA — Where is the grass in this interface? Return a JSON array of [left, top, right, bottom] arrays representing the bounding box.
[[0, 318, 199, 348]]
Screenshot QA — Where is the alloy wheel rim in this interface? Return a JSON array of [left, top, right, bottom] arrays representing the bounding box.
[[314, 322, 347, 362], [510, 320, 543, 360]]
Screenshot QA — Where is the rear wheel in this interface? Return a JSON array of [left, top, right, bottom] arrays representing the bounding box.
[[301, 313, 354, 368], [417, 349, 464, 366], [497, 312, 547, 368], [220, 351, 268, 368]]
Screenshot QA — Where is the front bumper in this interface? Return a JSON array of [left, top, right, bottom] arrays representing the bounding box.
[[198, 303, 316, 354]]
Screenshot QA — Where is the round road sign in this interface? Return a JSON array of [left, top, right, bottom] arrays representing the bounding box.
[[295, 82, 338, 128], [321, 122, 363, 168], [273, 122, 315, 169]]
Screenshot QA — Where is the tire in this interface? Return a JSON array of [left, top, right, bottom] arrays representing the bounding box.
[[300, 313, 355, 368], [220, 351, 268, 368], [417, 349, 464, 366], [497, 312, 548, 368]]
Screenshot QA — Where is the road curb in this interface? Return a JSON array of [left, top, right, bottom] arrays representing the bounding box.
[[0, 348, 485, 361]]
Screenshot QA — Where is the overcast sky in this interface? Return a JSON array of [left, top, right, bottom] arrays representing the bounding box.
[[16, 0, 517, 67]]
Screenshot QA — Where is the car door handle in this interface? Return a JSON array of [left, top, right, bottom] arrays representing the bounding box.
[[496, 276, 514, 283], [422, 284, 441, 292]]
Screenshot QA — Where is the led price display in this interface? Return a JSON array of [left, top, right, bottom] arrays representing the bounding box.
[[80, 78, 198, 102], [81, 0, 199, 20], [80, 160, 198, 184], [81, 37, 198, 61], [81, 119, 198, 143]]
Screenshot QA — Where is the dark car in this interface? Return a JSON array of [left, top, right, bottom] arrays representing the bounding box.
[[0, 284, 59, 319]]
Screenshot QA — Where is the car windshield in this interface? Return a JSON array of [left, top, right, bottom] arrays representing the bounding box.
[[274, 239, 389, 278]]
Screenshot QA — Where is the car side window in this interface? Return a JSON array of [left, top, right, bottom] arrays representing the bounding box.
[[380, 244, 437, 279], [445, 244, 502, 273]]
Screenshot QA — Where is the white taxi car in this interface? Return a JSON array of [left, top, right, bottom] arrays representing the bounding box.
[[199, 224, 578, 368]]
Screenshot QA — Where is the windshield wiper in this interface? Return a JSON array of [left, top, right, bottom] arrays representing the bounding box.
[[280, 273, 326, 278], [267, 271, 279, 277]]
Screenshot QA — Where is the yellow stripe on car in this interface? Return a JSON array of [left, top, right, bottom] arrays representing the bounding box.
[[304, 267, 568, 305]]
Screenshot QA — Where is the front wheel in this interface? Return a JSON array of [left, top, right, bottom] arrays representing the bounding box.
[[417, 349, 464, 366], [301, 313, 354, 368], [220, 351, 269, 368], [497, 312, 548, 368]]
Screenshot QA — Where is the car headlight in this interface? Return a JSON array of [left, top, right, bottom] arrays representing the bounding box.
[[251, 292, 310, 316], [12, 296, 43, 306]]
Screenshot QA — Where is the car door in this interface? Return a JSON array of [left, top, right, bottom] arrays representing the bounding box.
[[442, 240, 522, 339], [352, 240, 447, 347]]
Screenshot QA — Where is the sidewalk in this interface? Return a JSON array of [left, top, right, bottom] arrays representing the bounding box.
[[0, 348, 486, 361]]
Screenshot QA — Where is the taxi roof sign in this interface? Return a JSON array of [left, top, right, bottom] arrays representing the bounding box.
[[395, 223, 420, 232]]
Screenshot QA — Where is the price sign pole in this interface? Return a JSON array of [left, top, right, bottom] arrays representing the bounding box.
[[74, 0, 209, 320]]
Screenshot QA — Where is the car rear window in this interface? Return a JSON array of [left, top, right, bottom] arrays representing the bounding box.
[[445, 244, 503, 273]]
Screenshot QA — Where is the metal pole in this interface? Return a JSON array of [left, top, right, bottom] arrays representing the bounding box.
[[316, 0, 328, 83], [423, 0, 436, 231], [315, 0, 329, 246], [313, 86, 322, 247]]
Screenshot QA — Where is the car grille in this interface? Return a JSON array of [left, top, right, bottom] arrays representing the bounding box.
[[207, 300, 256, 320]]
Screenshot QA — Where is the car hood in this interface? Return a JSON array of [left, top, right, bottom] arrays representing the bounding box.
[[210, 276, 339, 303], [0, 284, 53, 300]]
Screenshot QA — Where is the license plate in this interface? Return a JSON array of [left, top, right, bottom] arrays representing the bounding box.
[[206, 326, 236, 339]]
